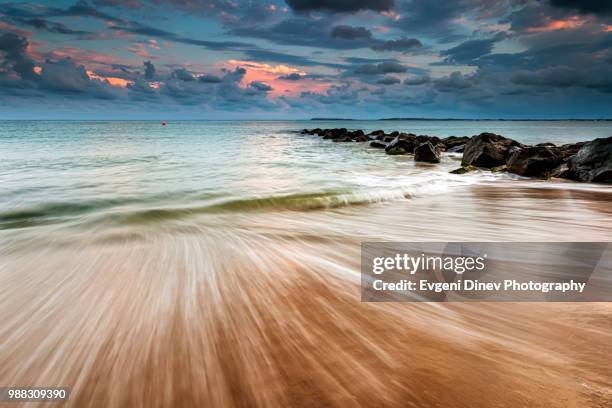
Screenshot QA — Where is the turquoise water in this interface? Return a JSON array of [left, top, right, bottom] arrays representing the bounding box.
[[1, 120, 611, 232]]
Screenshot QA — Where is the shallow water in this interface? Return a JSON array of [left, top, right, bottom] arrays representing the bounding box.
[[1, 121, 612, 407]]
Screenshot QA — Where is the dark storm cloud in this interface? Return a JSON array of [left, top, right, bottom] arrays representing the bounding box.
[[439, 36, 502, 64], [0, 2, 251, 50], [511, 66, 580, 87], [433, 71, 474, 91], [371, 37, 422, 52], [548, 0, 612, 15], [343, 57, 398, 64], [199, 74, 223, 83], [249, 81, 273, 91], [173, 67, 195, 81], [330, 25, 372, 40], [376, 76, 401, 85], [110, 23, 251, 50], [36, 58, 120, 98], [232, 18, 423, 53], [0, 2, 124, 23], [354, 61, 407, 75], [8, 17, 91, 35], [231, 19, 374, 50], [285, 0, 395, 13], [0, 32, 121, 100], [0, 31, 36, 80], [277, 72, 303, 80], [394, 0, 509, 40], [143, 60, 155, 80], [511, 66, 612, 91], [404, 74, 430, 85]]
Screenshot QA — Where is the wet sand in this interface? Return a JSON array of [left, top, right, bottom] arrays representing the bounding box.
[[1, 183, 612, 407]]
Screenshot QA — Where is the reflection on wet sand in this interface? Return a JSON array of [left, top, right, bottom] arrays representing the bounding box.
[[1, 183, 612, 407]]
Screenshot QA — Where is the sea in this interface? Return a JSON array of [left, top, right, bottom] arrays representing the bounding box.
[[1, 120, 611, 407]]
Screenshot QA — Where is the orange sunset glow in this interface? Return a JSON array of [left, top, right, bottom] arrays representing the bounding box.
[[527, 16, 586, 33], [86, 70, 133, 88], [226, 60, 331, 96]]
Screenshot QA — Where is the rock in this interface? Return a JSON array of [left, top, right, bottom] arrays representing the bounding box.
[[414, 142, 440, 163], [353, 134, 369, 142], [507, 146, 563, 177], [370, 141, 387, 149], [383, 135, 396, 143], [385, 135, 417, 155], [565, 136, 612, 183], [558, 142, 585, 160], [447, 144, 466, 153], [333, 135, 353, 142], [389, 131, 399, 138], [368, 130, 385, 139], [550, 163, 572, 179], [417, 135, 442, 146], [443, 136, 470, 149], [536, 142, 556, 147], [322, 128, 348, 139], [491, 165, 507, 173], [450, 165, 477, 174], [462, 133, 523, 168]]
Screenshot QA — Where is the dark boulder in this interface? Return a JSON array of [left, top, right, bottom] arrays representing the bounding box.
[[447, 144, 466, 153], [385, 136, 417, 155], [550, 163, 572, 179], [352, 133, 369, 142], [442, 136, 470, 149], [368, 130, 385, 139], [414, 142, 441, 163], [507, 146, 563, 177], [322, 128, 348, 139], [370, 141, 387, 149], [383, 135, 396, 143], [416, 135, 442, 146], [462, 133, 523, 168], [333, 135, 353, 143], [565, 136, 612, 183], [558, 142, 585, 160]]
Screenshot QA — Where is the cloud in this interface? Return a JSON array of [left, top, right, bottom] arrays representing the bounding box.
[[439, 37, 500, 64], [404, 74, 430, 85], [354, 61, 407, 75], [249, 81, 273, 91], [9, 18, 91, 35], [371, 37, 422, 51], [232, 18, 423, 53], [173, 67, 195, 81], [285, 0, 395, 13], [0, 31, 36, 80], [278, 72, 303, 80], [434, 71, 474, 91], [199, 74, 223, 83], [548, 0, 612, 15], [143, 60, 155, 80], [376, 76, 401, 85], [330, 25, 372, 40]]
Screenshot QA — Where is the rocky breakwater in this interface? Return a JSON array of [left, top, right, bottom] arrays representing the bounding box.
[[300, 128, 612, 183]]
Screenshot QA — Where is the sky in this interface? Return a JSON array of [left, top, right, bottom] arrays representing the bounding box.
[[0, 0, 611, 119]]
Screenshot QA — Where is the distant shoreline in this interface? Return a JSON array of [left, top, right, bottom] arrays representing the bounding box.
[[312, 118, 612, 122]]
